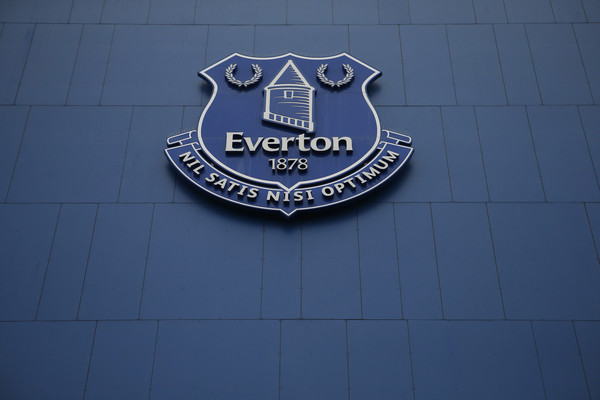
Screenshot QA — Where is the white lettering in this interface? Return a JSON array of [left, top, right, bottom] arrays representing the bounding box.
[[205, 173, 219, 183], [310, 137, 332, 152], [373, 160, 389, 171], [266, 191, 280, 203], [244, 136, 264, 152], [179, 151, 195, 163], [382, 150, 399, 163], [332, 137, 353, 153], [214, 178, 227, 189], [262, 137, 280, 152], [322, 186, 335, 198], [247, 188, 259, 199], [298, 134, 311, 152], [225, 132, 244, 152], [192, 165, 204, 175], [306, 190, 314, 201], [225, 132, 352, 154], [281, 137, 296, 152], [363, 166, 381, 180], [228, 181, 240, 192]]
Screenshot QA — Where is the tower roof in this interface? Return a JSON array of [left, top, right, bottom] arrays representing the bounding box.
[[266, 60, 313, 88]]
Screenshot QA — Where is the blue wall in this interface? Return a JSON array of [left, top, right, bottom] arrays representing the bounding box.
[[1, 0, 600, 399]]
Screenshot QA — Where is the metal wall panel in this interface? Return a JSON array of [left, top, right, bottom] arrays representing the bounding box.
[[0, 0, 598, 398]]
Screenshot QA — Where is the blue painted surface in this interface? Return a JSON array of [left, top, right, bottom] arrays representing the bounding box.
[[527, 23, 593, 105], [148, 0, 196, 24], [494, 24, 542, 105], [262, 219, 301, 319], [551, 0, 587, 22], [574, 24, 600, 104], [69, 0, 104, 23], [475, 106, 545, 201], [400, 25, 455, 105], [410, 0, 476, 24], [256, 24, 348, 57], [0, 24, 35, 104], [1, 1, 599, 398], [333, 0, 379, 24], [410, 321, 545, 400], [394, 203, 443, 319], [205, 25, 254, 66], [181, 105, 204, 133], [195, 53, 389, 195], [141, 203, 263, 319], [527, 106, 600, 201], [79, 204, 153, 319], [532, 322, 589, 400], [574, 321, 600, 399], [301, 214, 361, 318], [473, 0, 507, 23], [37, 204, 97, 320], [489, 203, 600, 319], [432, 203, 504, 319], [120, 106, 182, 202], [0, 321, 95, 399], [8, 106, 131, 202], [173, 106, 208, 203], [152, 320, 279, 399], [347, 320, 412, 399], [586, 203, 600, 253], [102, 25, 208, 105], [447, 25, 506, 105], [377, 0, 410, 24], [16, 24, 82, 105], [0, 204, 59, 320], [583, 0, 600, 21], [281, 320, 347, 400], [504, 0, 555, 22], [357, 203, 402, 318], [442, 107, 489, 201], [376, 107, 451, 201], [85, 321, 156, 399], [0, 0, 72, 23], [350, 25, 405, 105], [67, 24, 113, 105], [0, 106, 28, 199], [101, 0, 150, 24], [580, 106, 600, 179], [195, 0, 286, 24], [287, 0, 333, 24]]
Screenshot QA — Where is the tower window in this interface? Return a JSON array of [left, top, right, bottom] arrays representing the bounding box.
[[284, 90, 293, 99]]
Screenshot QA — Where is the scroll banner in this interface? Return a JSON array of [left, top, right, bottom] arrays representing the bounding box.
[[165, 130, 413, 217]]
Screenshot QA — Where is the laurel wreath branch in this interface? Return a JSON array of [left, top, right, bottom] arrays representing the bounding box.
[[225, 63, 263, 88], [316, 63, 354, 88]]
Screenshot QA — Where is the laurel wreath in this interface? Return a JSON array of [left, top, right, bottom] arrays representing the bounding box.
[[317, 63, 354, 88], [225, 63, 263, 88]]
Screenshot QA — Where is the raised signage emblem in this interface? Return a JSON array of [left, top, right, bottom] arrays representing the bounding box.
[[165, 53, 413, 216]]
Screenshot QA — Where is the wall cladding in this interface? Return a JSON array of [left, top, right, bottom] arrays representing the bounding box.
[[1, 0, 599, 399]]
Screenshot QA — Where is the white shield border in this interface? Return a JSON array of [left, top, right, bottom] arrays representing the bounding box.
[[197, 52, 382, 192]]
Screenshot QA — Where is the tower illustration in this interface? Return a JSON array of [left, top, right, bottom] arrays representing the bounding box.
[[263, 60, 315, 133]]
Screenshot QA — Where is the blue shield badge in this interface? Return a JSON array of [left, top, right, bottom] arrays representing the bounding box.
[[166, 53, 413, 216]]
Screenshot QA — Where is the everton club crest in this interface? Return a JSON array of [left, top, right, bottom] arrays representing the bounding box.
[[165, 53, 413, 216]]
